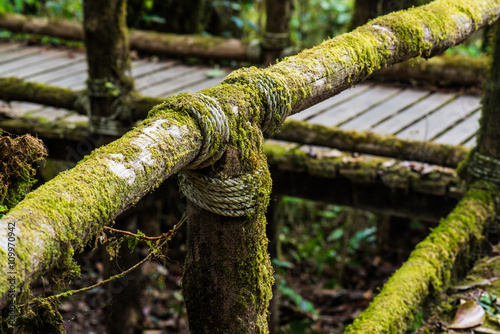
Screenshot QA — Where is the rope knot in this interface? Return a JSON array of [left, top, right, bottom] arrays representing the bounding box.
[[223, 68, 292, 136], [179, 166, 266, 217], [162, 92, 229, 169]]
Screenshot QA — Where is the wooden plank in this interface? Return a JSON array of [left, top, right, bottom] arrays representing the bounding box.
[[433, 110, 481, 146], [0, 46, 41, 64], [307, 86, 401, 127], [0, 49, 64, 73], [62, 59, 184, 91], [29, 107, 70, 123], [396, 95, 481, 141], [340, 89, 430, 131], [370, 92, 457, 135], [151, 70, 212, 97], [0, 42, 24, 53], [288, 84, 372, 121], [463, 136, 476, 148], [135, 64, 202, 90], [6, 101, 45, 117], [51, 72, 88, 88], [25, 60, 87, 83], [168, 74, 229, 96], [13, 53, 84, 79], [131, 59, 178, 78]]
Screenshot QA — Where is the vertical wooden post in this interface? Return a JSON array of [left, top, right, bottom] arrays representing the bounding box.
[[83, 0, 135, 135], [462, 21, 500, 183], [262, 0, 292, 65], [182, 148, 274, 333]]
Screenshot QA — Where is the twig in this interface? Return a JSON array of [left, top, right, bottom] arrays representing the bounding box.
[[26, 213, 188, 304]]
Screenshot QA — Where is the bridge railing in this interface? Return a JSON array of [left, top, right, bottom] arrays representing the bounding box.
[[1, 0, 500, 332]]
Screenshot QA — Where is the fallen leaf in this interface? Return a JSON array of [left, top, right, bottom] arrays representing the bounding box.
[[447, 300, 485, 329], [474, 326, 500, 334]]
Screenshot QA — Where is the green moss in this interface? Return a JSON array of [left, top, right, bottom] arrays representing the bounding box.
[[345, 181, 498, 333], [274, 120, 469, 168], [0, 77, 79, 111]]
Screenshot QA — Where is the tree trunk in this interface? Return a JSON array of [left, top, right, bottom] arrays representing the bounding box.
[[351, 0, 379, 28], [262, 0, 292, 65], [127, 0, 207, 34], [182, 127, 273, 331], [83, 0, 134, 134]]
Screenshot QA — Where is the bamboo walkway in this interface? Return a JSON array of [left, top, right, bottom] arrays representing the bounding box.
[[0, 40, 481, 149]]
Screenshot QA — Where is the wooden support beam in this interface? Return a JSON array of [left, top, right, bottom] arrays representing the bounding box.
[[374, 53, 488, 86], [274, 120, 469, 168], [265, 142, 461, 221]]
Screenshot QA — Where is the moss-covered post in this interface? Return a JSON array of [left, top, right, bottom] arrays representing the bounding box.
[[83, 0, 135, 135], [178, 76, 280, 332], [262, 0, 292, 65], [462, 21, 500, 183]]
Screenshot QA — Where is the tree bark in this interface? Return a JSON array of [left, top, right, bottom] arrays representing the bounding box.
[[0, 112, 201, 309], [474, 21, 500, 158]]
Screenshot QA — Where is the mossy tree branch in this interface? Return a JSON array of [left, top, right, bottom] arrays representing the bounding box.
[[0, 77, 163, 120]]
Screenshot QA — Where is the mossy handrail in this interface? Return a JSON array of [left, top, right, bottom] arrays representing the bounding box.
[[1, 0, 499, 321], [345, 181, 498, 333], [0, 12, 251, 61]]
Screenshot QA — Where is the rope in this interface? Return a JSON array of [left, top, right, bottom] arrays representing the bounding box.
[[179, 168, 263, 217], [87, 78, 121, 98], [168, 93, 229, 169], [469, 152, 500, 183], [261, 32, 289, 50], [223, 68, 292, 136]]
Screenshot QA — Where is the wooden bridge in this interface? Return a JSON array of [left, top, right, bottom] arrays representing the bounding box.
[[1, 1, 499, 333], [0, 40, 481, 149]]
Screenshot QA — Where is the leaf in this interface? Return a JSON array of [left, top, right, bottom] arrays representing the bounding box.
[[474, 327, 500, 334], [446, 300, 485, 329]]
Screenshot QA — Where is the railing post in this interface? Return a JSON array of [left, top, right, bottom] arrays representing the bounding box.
[[181, 148, 274, 333], [262, 0, 292, 65], [461, 20, 500, 184], [82, 0, 135, 136]]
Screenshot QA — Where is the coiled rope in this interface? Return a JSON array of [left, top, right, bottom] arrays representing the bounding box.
[[179, 167, 265, 217], [468, 152, 500, 183], [223, 68, 292, 136], [177, 71, 288, 216]]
